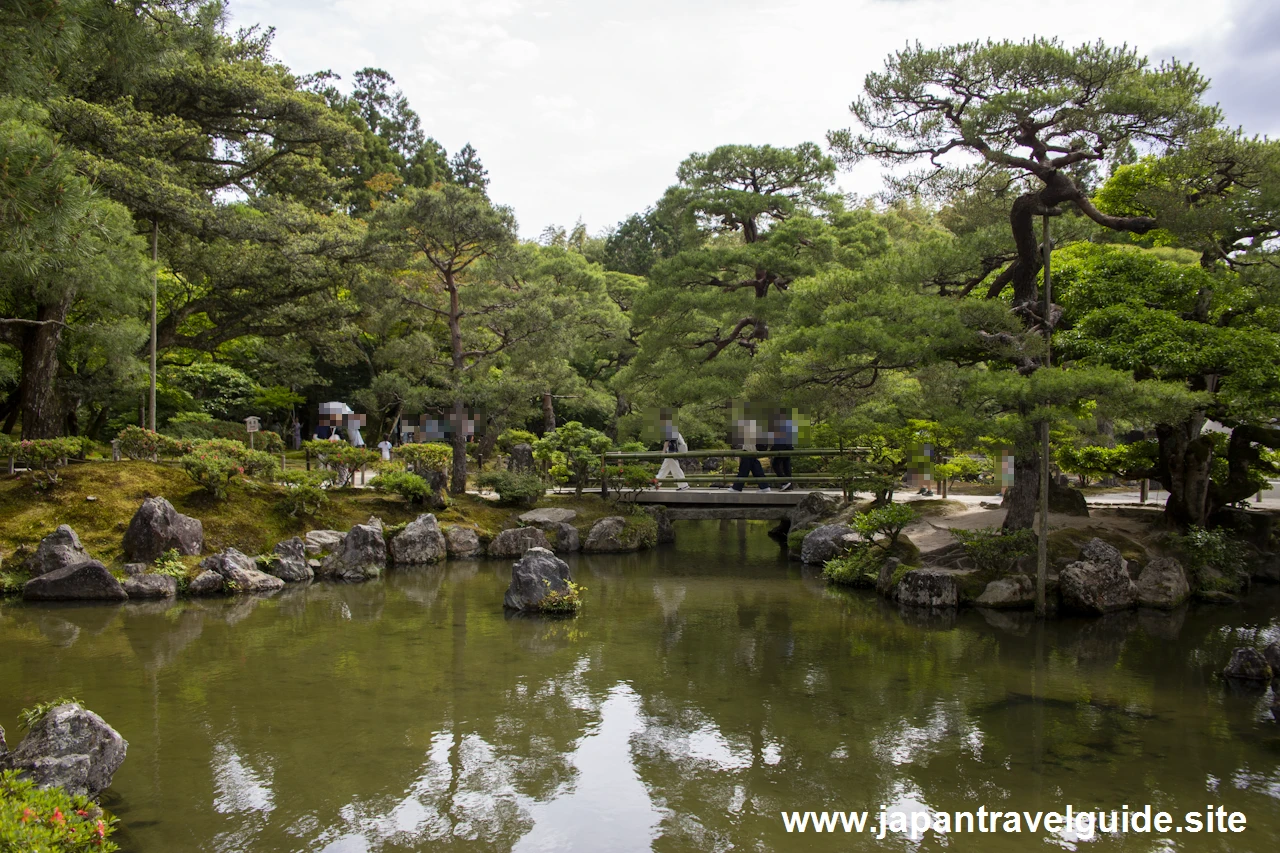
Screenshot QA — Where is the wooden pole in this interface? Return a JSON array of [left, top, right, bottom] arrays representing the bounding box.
[[1036, 214, 1052, 618]]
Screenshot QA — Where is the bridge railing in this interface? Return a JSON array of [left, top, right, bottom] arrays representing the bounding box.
[[596, 447, 868, 497]]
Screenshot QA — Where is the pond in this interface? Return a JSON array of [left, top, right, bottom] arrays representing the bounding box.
[[2, 520, 1278, 852]]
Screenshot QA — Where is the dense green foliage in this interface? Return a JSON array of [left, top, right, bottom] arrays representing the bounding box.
[[0, 769, 117, 852]]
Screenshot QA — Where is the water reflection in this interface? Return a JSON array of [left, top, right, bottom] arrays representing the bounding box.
[[0, 520, 1277, 852]]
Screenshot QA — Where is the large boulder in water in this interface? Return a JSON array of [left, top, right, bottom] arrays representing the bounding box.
[[1060, 559, 1136, 614], [318, 524, 386, 581], [266, 537, 313, 582], [583, 516, 649, 553], [1079, 538, 1127, 574], [121, 574, 177, 599], [123, 497, 202, 562], [896, 569, 959, 608], [504, 547, 573, 611], [304, 529, 345, 555], [489, 527, 551, 558], [800, 524, 858, 566], [1222, 647, 1272, 683], [975, 574, 1035, 609], [390, 514, 447, 565], [444, 526, 483, 558], [788, 492, 843, 531], [1135, 557, 1190, 609], [0, 703, 127, 798], [1264, 641, 1280, 677], [200, 548, 285, 593], [29, 525, 91, 577], [550, 522, 581, 553], [188, 570, 225, 596], [644, 506, 675, 545], [24, 561, 126, 602]]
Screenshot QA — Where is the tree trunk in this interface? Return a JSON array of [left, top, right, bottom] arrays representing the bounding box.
[[446, 272, 468, 495], [19, 294, 74, 439], [542, 392, 556, 434], [1002, 450, 1040, 530], [1156, 417, 1214, 529]]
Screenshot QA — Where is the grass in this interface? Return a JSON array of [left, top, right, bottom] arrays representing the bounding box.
[[0, 461, 644, 578], [1046, 526, 1149, 569]]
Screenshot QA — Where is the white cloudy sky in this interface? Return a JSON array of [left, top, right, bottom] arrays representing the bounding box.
[[230, 0, 1280, 238]]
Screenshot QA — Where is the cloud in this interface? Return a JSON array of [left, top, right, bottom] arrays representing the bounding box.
[[1158, 0, 1280, 134]]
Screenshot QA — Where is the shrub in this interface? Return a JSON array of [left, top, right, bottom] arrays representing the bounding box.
[[115, 426, 181, 461], [241, 450, 280, 480], [496, 429, 537, 453], [303, 441, 379, 487], [950, 526, 1037, 573], [393, 442, 452, 476], [181, 452, 240, 499], [371, 470, 431, 504], [1170, 525, 1247, 582], [14, 437, 83, 489], [0, 769, 118, 852], [533, 421, 612, 497], [538, 579, 586, 613], [279, 471, 329, 518], [476, 470, 545, 506], [853, 503, 916, 549], [614, 464, 654, 500], [823, 545, 883, 588], [151, 549, 190, 591], [167, 415, 286, 453]]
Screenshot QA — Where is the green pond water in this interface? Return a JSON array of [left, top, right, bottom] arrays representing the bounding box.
[[1, 520, 1278, 852]]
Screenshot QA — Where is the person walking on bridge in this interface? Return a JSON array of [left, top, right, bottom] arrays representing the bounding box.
[[656, 421, 690, 490], [731, 418, 769, 492]]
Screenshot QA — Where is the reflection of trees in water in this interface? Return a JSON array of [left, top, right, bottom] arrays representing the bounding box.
[[1, 550, 1278, 851]]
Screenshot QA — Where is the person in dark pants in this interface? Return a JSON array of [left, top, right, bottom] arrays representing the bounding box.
[[731, 418, 770, 492], [769, 413, 796, 491]]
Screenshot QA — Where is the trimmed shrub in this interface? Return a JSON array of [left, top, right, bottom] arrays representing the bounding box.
[[476, 470, 545, 507], [303, 441, 379, 487], [853, 503, 916, 549], [115, 426, 182, 461], [279, 471, 329, 518], [393, 442, 452, 477], [950, 526, 1037, 573]]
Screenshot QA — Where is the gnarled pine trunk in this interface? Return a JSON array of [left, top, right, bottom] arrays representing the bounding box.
[[1002, 450, 1040, 531], [18, 294, 73, 439], [1156, 418, 1214, 529]]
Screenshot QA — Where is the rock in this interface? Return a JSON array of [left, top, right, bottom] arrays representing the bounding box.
[[29, 525, 91, 577], [503, 547, 573, 611], [896, 569, 959, 608], [644, 506, 675, 545], [876, 557, 901, 598], [187, 570, 225, 595], [1252, 553, 1280, 583], [318, 524, 386, 581], [365, 515, 384, 532], [788, 492, 843, 530], [1, 703, 127, 798], [445, 526, 484, 558], [122, 563, 147, 577], [1079, 538, 1127, 574], [0, 722, 6, 759], [507, 442, 536, 474], [1263, 641, 1280, 676], [800, 524, 858, 565], [583, 517, 635, 553], [200, 548, 284, 593], [305, 529, 345, 555], [975, 574, 1035, 609], [390, 514, 447, 565], [23, 561, 127, 602], [1135, 557, 1190, 609], [519, 507, 578, 525], [1048, 480, 1089, 516], [264, 537, 313, 582], [550, 522, 581, 553], [1060, 559, 1137, 614], [1222, 647, 1273, 682], [1196, 589, 1240, 604], [488, 527, 552, 558], [122, 497, 203, 563], [1209, 507, 1272, 550], [121, 574, 177, 599]]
